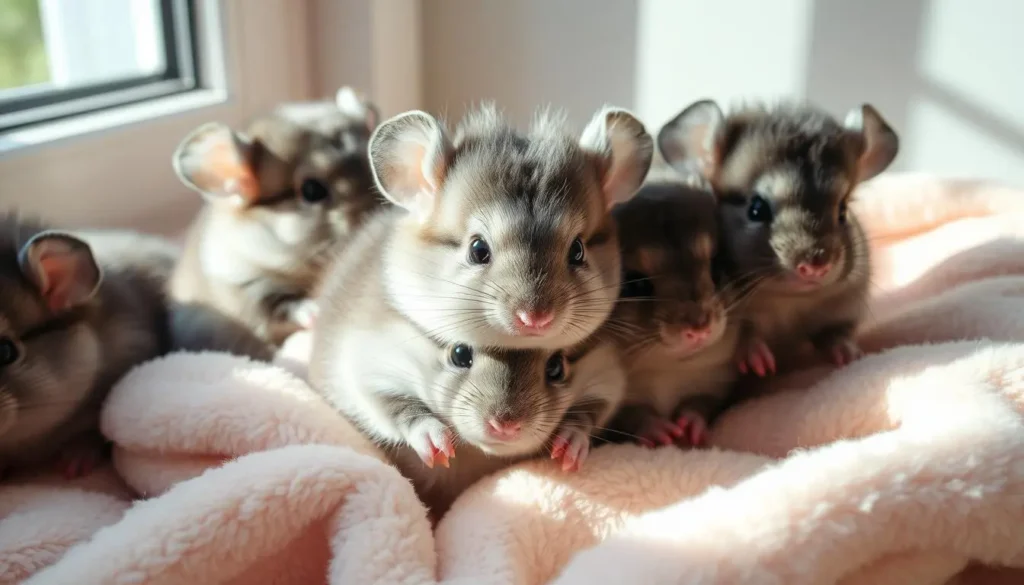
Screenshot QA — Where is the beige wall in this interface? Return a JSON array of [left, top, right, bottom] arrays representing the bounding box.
[[4, 0, 1021, 235], [423, 0, 639, 129], [422, 0, 1024, 186], [0, 0, 422, 234], [0, 0, 317, 234]]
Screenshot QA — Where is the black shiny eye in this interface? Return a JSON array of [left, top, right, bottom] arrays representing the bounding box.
[[544, 352, 567, 384], [300, 178, 330, 203], [450, 344, 474, 368], [0, 338, 19, 367], [747, 194, 773, 223], [468, 237, 491, 265], [620, 270, 654, 298], [838, 201, 848, 224], [568, 236, 586, 266]]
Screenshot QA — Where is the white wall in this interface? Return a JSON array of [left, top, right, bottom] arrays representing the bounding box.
[[423, 0, 639, 129], [423, 0, 1024, 187], [309, 0, 422, 119]]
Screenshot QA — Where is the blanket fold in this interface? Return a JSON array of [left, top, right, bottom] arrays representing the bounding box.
[[558, 342, 1024, 585], [2, 173, 1024, 585]]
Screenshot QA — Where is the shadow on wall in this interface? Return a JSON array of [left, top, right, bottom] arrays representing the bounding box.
[[421, 0, 1024, 185], [803, 0, 925, 164], [422, 0, 639, 128], [805, 0, 1024, 177]]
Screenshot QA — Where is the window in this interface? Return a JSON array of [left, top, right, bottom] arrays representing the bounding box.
[[0, 0, 337, 235], [0, 0, 198, 132]]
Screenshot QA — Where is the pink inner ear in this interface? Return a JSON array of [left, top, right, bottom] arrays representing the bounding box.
[[402, 143, 434, 191], [36, 252, 95, 312], [39, 255, 74, 312], [685, 123, 718, 174], [388, 141, 441, 217], [201, 142, 260, 202], [599, 123, 650, 209]]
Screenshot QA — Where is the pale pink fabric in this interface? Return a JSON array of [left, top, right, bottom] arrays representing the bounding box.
[[1, 173, 1023, 585]]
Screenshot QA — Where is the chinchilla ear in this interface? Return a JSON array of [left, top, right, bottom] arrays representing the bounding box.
[[657, 99, 726, 181], [335, 86, 380, 131], [843, 104, 899, 182], [579, 106, 654, 210], [173, 122, 261, 207], [368, 110, 453, 221], [19, 231, 101, 312]]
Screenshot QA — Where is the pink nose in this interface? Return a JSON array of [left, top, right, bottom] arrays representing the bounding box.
[[796, 261, 832, 281], [487, 418, 522, 440], [682, 325, 712, 346], [515, 310, 554, 333]]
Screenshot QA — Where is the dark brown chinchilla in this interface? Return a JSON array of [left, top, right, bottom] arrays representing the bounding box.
[[169, 88, 381, 357], [602, 172, 740, 449], [657, 99, 898, 376], [0, 215, 175, 479]]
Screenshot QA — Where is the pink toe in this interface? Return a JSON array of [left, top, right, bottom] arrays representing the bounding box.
[[751, 356, 766, 377], [832, 348, 845, 366], [691, 424, 707, 447], [551, 437, 568, 459]]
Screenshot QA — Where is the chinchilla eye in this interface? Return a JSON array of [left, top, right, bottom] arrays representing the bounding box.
[[468, 237, 491, 265], [747, 194, 773, 223], [0, 337, 19, 367], [449, 343, 473, 368], [544, 352, 567, 384], [300, 178, 330, 203], [568, 236, 585, 266], [838, 200, 848, 224]]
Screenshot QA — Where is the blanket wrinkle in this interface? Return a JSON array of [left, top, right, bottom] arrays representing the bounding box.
[[3, 173, 1024, 585], [553, 344, 1024, 584]]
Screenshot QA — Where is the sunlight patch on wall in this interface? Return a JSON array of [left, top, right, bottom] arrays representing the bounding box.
[[634, 0, 813, 129], [918, 0, 1024, 135]]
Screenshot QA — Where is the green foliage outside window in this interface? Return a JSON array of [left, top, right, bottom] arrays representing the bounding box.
[[0, 0, 50, 91]]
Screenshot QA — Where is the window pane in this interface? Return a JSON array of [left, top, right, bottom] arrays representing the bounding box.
[[0, 0, 167, 100], [0, 0, 50, 91]]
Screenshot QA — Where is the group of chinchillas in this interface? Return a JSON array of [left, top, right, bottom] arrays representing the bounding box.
[[0, 86, 897, 516]]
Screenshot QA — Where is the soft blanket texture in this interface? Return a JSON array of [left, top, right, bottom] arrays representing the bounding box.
[[2, 173, 1023, 585]]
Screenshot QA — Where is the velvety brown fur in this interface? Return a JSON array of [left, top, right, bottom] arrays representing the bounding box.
[[612, 179, 722, 337], [0, 214, 174, 473], [601, 179, 740, 445], [713, 105, 867, 287], [658, 100, 897, 372]]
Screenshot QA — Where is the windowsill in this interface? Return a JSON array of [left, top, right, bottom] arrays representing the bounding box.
[[0, 88, 228, 156]]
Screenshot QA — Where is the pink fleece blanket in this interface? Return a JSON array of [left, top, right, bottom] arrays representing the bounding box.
[[2, 173, 1023, 585]]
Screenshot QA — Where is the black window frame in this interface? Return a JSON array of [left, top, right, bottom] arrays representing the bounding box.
[[0, 0, 201, 133]]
